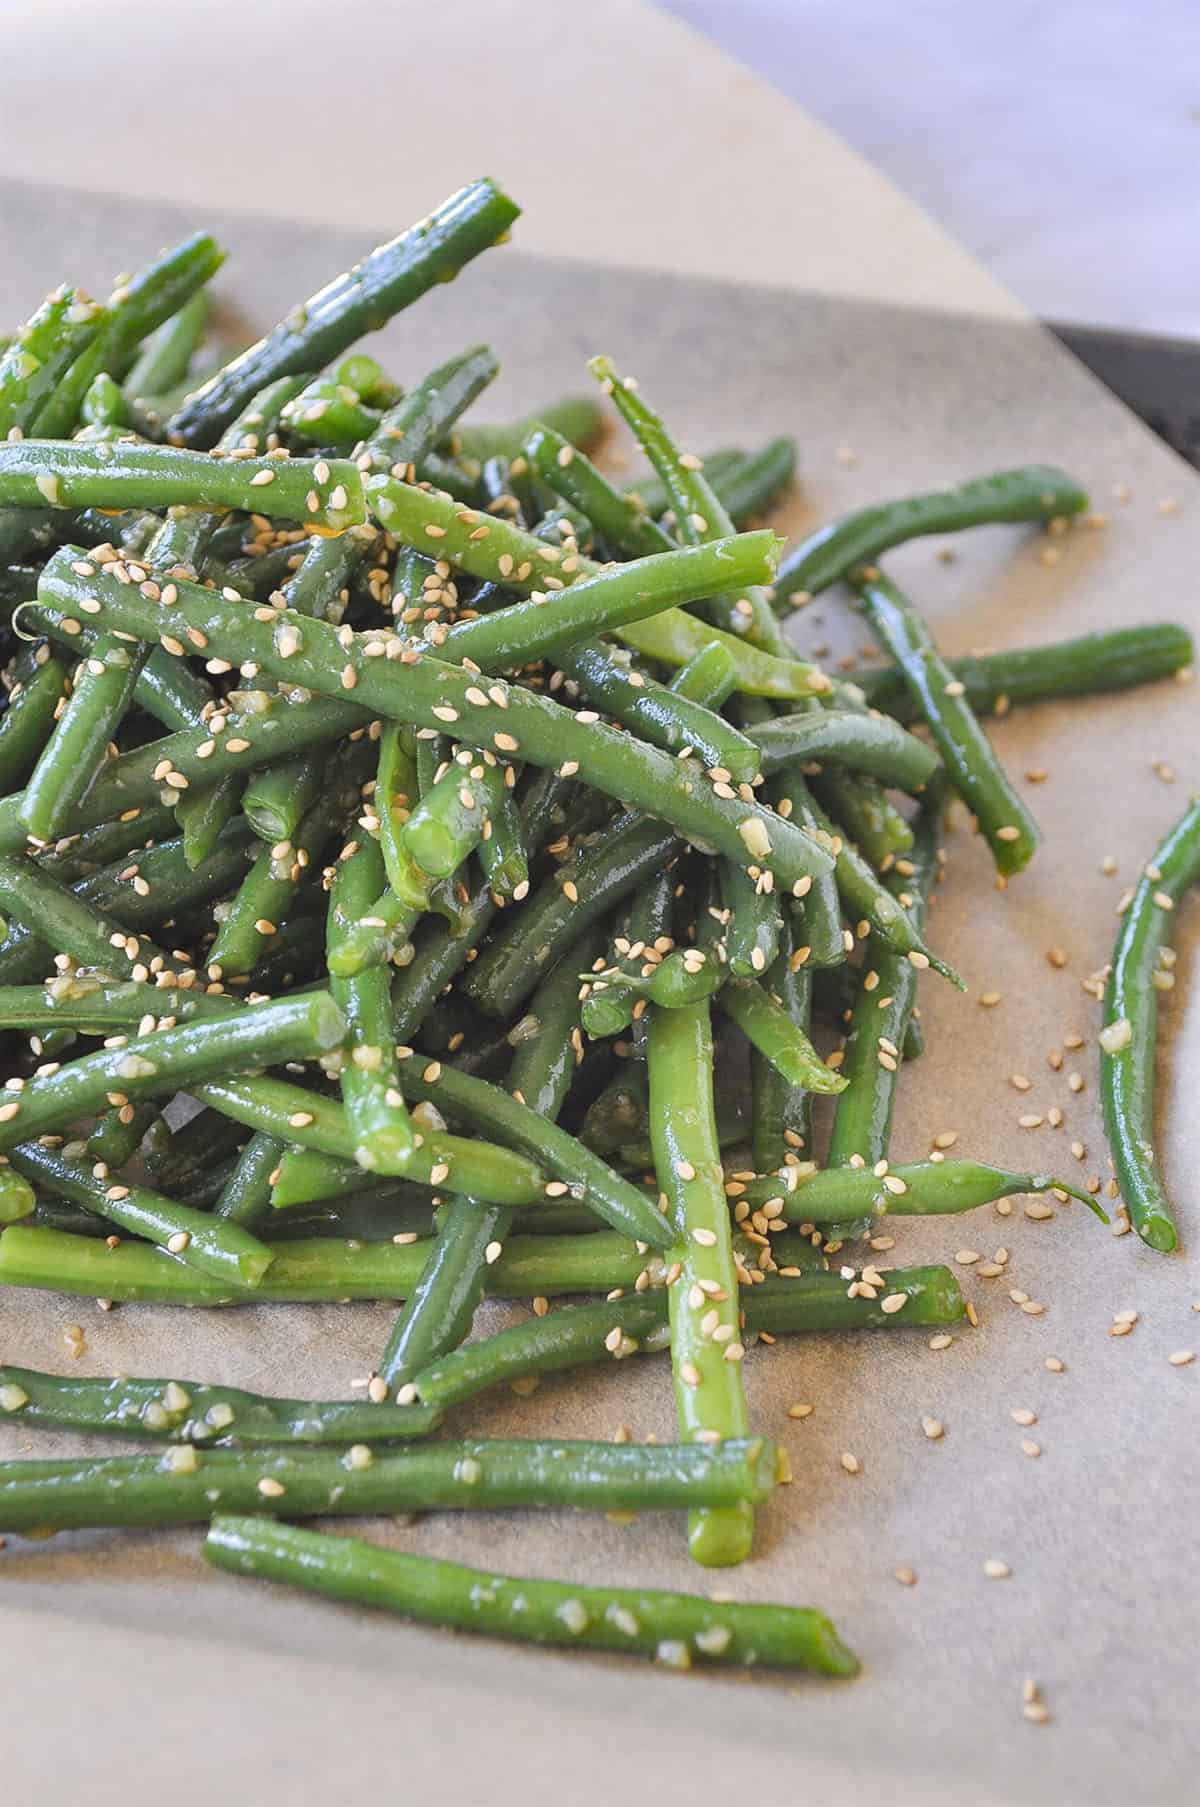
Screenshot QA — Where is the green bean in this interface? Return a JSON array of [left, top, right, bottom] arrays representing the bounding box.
[[0, 993, 343, 1156], [622, 447, 742, 521], [240, 751, 324, 845], [31, 803, 178, 885], [751, 921, 816, 1170], [194, 1074, 546, 1203], [146, 1104, 248, 1191], [33, 235, 225, 439], [35, 551, 836, 898], [208, 740, 372, 980], [553, 639, 759, 781], [451, 396, 604, 466], [328, 835, 414, 1170], [19, 633, 148, 842], [462, 812, 681, 1019], [212, 1131, 287, 1232], [122, 289, 209, 404], [80, 372, 133, 430], [1, 974, 229, 1036], [214, 374, 310, 455], [740, 1159, 1102, 1224], [525, 423, 671, 559], [413, 1264, 964, 1414], [396, 1056, 672, 1249], [0, 1434, 776, 1535], [1101, 797, 1200, 1252], [0, 287, 106, 437], [718, 977, 847, 1094], [767, 769, 845, 967], [809, 768, 914, 868], [205, 1515, 855, 1676], [279, 533, 368, 624], [0, 647, 68, 793], [0, 1165, 35, 1223], [358, 344, 500, 478], [378, 1196, 512, 1390], [853, 622, 1195, 721], [86, 1099, 161, 1171], [477, 781, 529, 903], [365, 506, 782, 672], [647, 999, 753, 1567], [618, 607, 828, 699], [0, 851, 166, 981], [9, 1140, 274, 1287], [748, 708, 939, 794], [854, 569, 1038, 875], [0, 1364, 437, 1445], [168, 183, 518, 446], [581, 869, 675, 1040], [588, 357, 782, 652], [801, 780, 959, 983], [773, 465, 1089, 605], [329, 752, 510, 977], [0, 443, 363, 532], [712, 438, 798, 525], [827, 813, 939, 1169], [391, 880, 497, 1045], [281, 373, 380, 446], [508, 930, 604, 1120], [719, 861, 782, 979]]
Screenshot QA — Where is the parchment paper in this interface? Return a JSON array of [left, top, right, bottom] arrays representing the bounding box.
[[0, 185, 1195, 1807]]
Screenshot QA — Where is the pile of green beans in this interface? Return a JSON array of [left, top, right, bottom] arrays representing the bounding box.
[[0, 179, 1189, 1680]]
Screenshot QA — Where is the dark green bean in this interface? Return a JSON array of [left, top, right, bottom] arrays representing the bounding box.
[[167, 183, 518, 446], [1101, 797, 1200, 1252], [853, 622, 1195, 721], [773, 465, 1088, 606], [0, 1364, 438, 1445]]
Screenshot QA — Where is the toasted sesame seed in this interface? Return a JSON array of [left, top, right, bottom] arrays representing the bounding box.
[[894, 1566, 917, 1586], [984, 1558, 1011, 1579], [880, 1293, 908, 1314], [1011, 1408, 1037, 1426], [840, 1452, 861, 1474], [1020, 1439, 1041, 1458], [921, 1417, 944, 1440], [1167, 1350, 1194, 1367], [787, 1402, 814, 1420]]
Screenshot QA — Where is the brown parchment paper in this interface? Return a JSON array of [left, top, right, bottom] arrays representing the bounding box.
[[0, 186, 1196, 1807]]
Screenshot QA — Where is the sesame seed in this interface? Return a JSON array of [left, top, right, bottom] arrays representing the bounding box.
[[880, 1293, 908, 1314], [1020, 1439, 1041, 1458], [1011, 1408, 1037, 1426], [1167, 1350, 1194, 1367], [929, 1334, 954, 1351], [257, 1477, 286, 1497], [984, 1559, 1011, 1579], [787, 1402, 814, 1420], [894, 1566, 917, 1586], [922, 1417, 944, 1440], [840, 1452, 861, 1474]]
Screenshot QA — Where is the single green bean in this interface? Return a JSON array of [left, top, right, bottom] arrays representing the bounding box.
[[0, 648, 68, 793], [0, 443, 363, 531], [167, 182, 519, 446], [1101, 798, 1200, 1252], [774, 465, 1088, 605], [853, 622, 1196, 721], [741, 1159, 1102, 1224], [0, 1364, 437, 1445], [854, 569, 1039, 875], [647, 999, 753, 1567], [203, 1516, 855, 1676], [377, 1196, 512, 1390], [748, 708, 939, 794], [0, 286, 106, 436], [718, 977, 847, 1094]]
